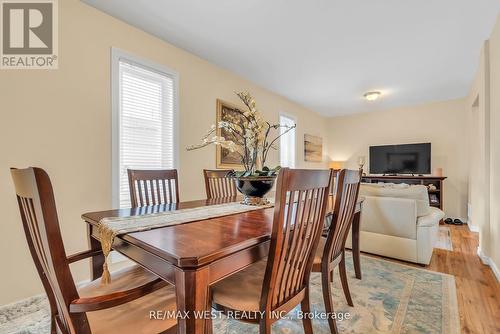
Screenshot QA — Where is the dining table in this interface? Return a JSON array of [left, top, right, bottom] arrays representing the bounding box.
[[81, 195, 364, 334]]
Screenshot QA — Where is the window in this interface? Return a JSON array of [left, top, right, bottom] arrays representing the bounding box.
[[279, 114, 296, 168], [112, 49, 178, 208]]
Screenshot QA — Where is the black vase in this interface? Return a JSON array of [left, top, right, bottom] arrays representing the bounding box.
[[235, 176, 276, 205]]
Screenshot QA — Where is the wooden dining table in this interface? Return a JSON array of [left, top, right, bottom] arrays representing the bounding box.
[[81, 196, 364, 334]]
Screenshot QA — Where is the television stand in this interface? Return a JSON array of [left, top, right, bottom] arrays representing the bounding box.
[[361, 175, 447, 211]]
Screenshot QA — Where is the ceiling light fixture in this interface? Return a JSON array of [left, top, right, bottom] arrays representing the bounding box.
[[363, 91, 381, 101]]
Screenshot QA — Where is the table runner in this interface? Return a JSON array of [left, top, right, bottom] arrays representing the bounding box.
[[98, 201, 274, 284]]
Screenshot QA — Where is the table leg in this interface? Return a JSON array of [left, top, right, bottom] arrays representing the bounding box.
[[175, 267, 210, 334], [87, 224, 104, 280], [352, 211, 362, 279]]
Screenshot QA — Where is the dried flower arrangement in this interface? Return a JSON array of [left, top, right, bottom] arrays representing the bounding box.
[[187, 91, 296, 177]]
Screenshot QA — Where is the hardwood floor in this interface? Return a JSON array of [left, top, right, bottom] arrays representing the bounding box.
[[427, 225, 500, 334], [362, 225, 499, 333]]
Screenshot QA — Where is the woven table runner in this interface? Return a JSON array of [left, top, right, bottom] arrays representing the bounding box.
[[98, 201, 274, 284]]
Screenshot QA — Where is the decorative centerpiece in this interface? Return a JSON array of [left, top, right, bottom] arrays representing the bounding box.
[[188, 91, 296, 205]]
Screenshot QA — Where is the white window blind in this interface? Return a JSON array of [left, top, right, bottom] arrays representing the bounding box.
[[116, 58, 176, 208], [279, 114, 296, 168]]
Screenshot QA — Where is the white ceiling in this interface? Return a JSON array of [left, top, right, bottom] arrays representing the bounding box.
[[83, 0, 500, 116]]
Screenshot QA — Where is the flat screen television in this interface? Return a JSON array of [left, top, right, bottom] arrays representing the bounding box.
[[369, 143, 431, 175]]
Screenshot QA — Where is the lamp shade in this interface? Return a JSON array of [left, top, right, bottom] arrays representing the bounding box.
[[329, 161, 344, 169]]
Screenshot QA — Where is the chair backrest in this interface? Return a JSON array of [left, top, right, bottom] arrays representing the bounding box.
[[323, 169, 361, 264], [127, 169, 180, 207], [10, 167, 89, 333], [260, 168, 332, 312], [203, 169, 237, 199]]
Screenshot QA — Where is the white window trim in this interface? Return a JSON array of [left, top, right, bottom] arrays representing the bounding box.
[[111, 47, 180, 208], [279, 112, 297, 168]]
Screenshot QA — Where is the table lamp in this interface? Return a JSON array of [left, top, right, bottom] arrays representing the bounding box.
[[329, 161, 344, 170]]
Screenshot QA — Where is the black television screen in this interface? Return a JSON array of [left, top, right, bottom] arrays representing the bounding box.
[[369, 143, 431, 175]]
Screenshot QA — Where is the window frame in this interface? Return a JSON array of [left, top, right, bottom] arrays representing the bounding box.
[[279, 112, 297, 168], [111, 48, 180, 208]]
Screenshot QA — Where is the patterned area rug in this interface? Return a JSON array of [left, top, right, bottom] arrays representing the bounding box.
[[0, 253, 459, 334]]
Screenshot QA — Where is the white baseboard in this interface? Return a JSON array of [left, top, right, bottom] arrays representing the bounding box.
[[467, 222, 480, 232], [477, 247, 500, 282], [0, 278, 91, 309], [0, 292, 46, 310]]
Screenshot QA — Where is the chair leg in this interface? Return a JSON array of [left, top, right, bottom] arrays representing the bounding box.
[[321, 267, 339, 334], [50, 315, 56, 334], [300, 288, 314, 334], [259, 318, 272, 334], [205, 314, 213, 334], [205, 290, 213, 334], [339, 255, 354, 307]]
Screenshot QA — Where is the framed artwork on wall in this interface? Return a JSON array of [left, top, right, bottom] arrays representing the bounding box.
[[216, 99, 245, 169], [304, 134, 323, 162]]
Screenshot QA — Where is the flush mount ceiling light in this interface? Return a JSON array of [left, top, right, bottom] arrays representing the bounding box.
[[363, 91, 381, 101]]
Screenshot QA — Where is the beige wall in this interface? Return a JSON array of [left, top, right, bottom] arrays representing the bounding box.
[[489, 14, 500, 276], [327, 99, 469, 220], [0, 0, 328, 305], [466, 14, 500, 277], [466, 42, 490, 254]]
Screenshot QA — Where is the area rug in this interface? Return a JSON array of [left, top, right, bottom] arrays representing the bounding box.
[[0, 253, 459, 334], [435, 226, 453, 251]]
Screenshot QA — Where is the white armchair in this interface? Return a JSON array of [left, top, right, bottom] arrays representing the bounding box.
[[346, 183, 444, 265]]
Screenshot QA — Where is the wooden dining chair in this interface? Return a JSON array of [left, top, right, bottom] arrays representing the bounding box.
[[313, 169, 361, 334], [208, 168, 332, 334], [11, 167, 177, 334], [203, 169, 237, 199], [128, 169, 180, 207]]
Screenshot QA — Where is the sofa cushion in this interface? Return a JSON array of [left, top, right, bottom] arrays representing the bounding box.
[[360, 183, 430, 217]]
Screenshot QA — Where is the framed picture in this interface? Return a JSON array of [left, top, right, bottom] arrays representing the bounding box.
[[304, 134, 323, 162], [216, 99, 245, 169]]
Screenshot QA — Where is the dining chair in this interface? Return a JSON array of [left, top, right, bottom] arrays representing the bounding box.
[[208, 168, 332, 334], [203, 169, 237, 199], [313, 169, 361, 334], [128, 169, 180, 207], [11, 167, 177, 334]]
